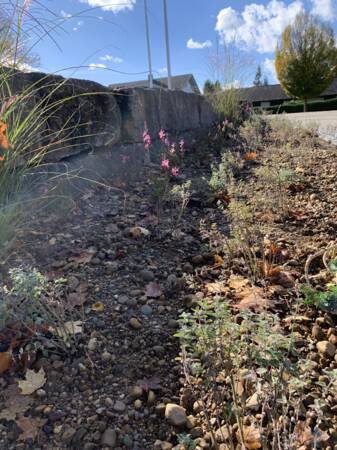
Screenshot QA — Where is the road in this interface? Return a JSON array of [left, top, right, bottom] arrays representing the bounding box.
[[271, 110, 337, 144]]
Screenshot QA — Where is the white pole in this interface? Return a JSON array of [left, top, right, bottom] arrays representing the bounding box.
[[163, 0, 172, 90], [144, 0, 153, 88]]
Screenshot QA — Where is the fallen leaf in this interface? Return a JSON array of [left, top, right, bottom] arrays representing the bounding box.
[[91, 302, 105, 312], [287, 183, 305, 193], [235, 287, 267, 311], [137, 376, 162, 392], [67, 283, 88, 309], [146, 282, 163, 298], [18, 368, 46, 395], [213, 254, 224, 267], [243, 151, 257, 161], [0, 121, 9, 151], [71, 248, 96, 264], [288, 210, 308, 222], [0, 349, 12, 374], [205, 282, 229, 294], [293, 422, 329, 447], [268, 267, 295, 288], [228, 275, 249, 290], [236, 426, 261, 449], [16, 416, 47, 441], [129, 226, 150, 238], [0, 384, 32, 421]]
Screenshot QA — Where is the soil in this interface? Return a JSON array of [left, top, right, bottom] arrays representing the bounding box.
[[0, 127, 336, 450]]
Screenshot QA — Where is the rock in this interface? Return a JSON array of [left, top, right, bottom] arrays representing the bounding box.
[[191, 255, 203, 265], [71, 427, 88, 446], [154, 440, 173, 450], [190, 427, 203, 438], [312, 325, 325, 341], [36, 389, 46, 398], [155, 403, 166, 417], [134, 399, 142, 410], [140, 305, 153, 317], [147, 390, 156, 405], [139, 269, 155, 282], [129, 318, 142, 329], [113, 400, 126, 413], [62, 426, 76, 442], [182, 262, 194, 273], [193, 400, 203, 413], [105, 397, 114, 408], [101, 428, 117, 448], [129, 386, 144, 399], [316, 341, 336, 358], [102, 351, 113, 362], [88, 338, 98, 352], [165, 403, 187, 427]]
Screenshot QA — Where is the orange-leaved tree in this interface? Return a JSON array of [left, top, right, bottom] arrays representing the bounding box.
[[275, 11, 337, 112]]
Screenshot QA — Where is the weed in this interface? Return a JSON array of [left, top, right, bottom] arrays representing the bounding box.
[[170, 180, 192, 224]]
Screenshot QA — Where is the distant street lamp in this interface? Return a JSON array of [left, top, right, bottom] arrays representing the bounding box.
[[144, 0, 153, 88], [163, 0, 172, 90]]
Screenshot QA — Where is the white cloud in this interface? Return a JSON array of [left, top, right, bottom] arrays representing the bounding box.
[[88, 63, 107, 70], [263, 57, 277, 82], [215, 1, 304, 53], [61, 10, 72, 18], [187, 38, 212, 49], [73, 27, 78, 31], [311, 0, 336, 20], [158, 67, 168, 74], [80, 0, 136, 13], [100, 54, 123, 63], [224, 80, 240, 89]]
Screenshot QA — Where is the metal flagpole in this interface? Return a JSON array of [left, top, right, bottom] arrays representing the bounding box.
[[163, 0, 172, 90], [144, 0, 153, 88]]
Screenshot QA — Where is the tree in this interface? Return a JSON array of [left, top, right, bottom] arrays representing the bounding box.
[[275, 11, 337, 112], [203, 79, 221, 95], [253, 65, 262, 86]]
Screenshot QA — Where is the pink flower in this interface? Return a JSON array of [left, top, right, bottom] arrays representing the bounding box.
[[164, 137, 170, 147], [171, 167, 179, 177], [158, 129, 166, 141], [161, 159, 170, 170], [179, 139, 185, 153], [143, 122, 152, 150]]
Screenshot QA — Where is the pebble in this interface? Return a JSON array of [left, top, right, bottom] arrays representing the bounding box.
[[102, 351, 113, 362], [316, 341, 336, 358], [113, 400, 126, 413], [134, 399, 142, 410], [129, 386, 143, 399], [101, 428, 117, 448], [139, 269, 155, 282], [312, 325, 325, 341], [88, 338, 98, 352], [129, 318, 142, 329], [140, 305, 153, 316], [165, 403, 187, 427]]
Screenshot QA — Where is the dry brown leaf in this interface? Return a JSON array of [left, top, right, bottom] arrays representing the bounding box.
[[235, 287, 267, 311], [67, 283, 88, 309], [146, 282, 163, 298], [268, 268, 295, 288], [16, 416, 47, 441], [0, 384, 32, 421], [91, 302, 105, 312], [205, 282, 229, 294], [0, 349, 12, 375], [243, 151, 257, 161], [71, 248, 96, 264], [293, 422, 329, 447], [236, 426, 261, 449], [212, 254, 224, 267], [228, 275, 250, 290], [18, 368, 46, 395]]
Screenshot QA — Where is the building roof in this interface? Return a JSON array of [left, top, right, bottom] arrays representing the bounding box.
[[109, 73, 200, 93], [240, 78, 337, 103]]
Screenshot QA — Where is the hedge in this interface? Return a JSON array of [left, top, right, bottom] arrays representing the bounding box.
[[261, 96, 337, 114]]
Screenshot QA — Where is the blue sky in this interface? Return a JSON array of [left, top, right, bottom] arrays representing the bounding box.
[[33, 0, 337, 89]]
